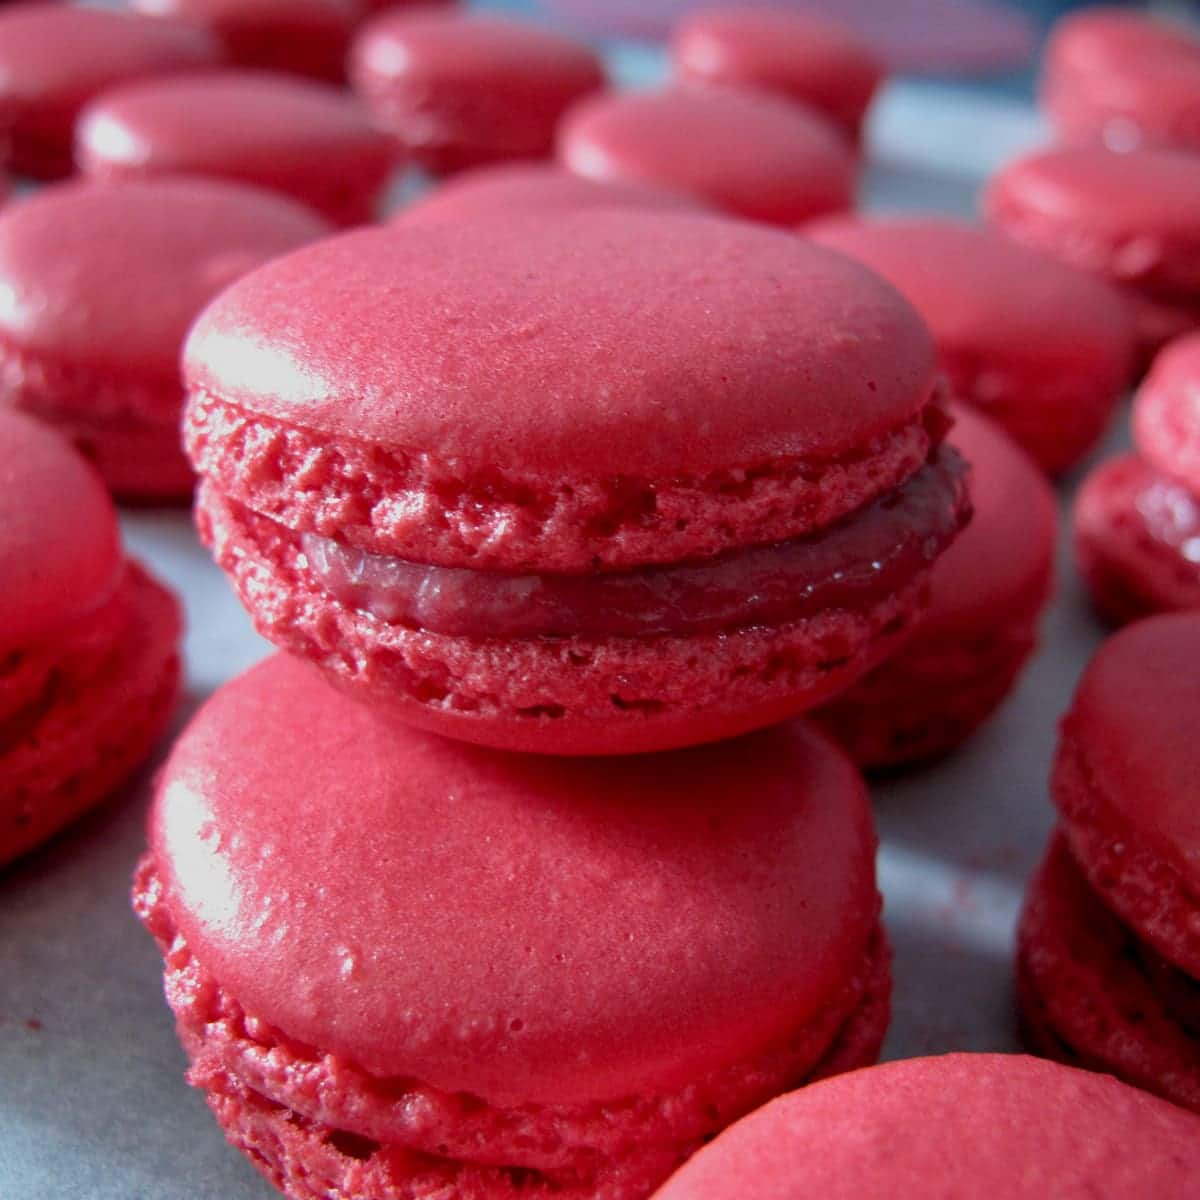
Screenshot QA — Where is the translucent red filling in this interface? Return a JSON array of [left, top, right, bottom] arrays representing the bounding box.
[[299, 450, 968, 639]]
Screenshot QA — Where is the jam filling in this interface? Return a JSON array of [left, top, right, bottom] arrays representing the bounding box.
[[298, 449, 968, 640]]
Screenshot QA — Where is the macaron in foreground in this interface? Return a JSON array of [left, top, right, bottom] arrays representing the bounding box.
[[135, 654, 889, 1199]]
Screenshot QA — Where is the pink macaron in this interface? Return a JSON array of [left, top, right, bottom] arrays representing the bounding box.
[[1019, 613, 1200, 1111], [805, 215, 1136, 474], [351, 10, 606, 176], [134, 654, 890, 1199], [76, 71, 399, 227], [0, 4, 223, 180], [670, 6, 885, 144], [986, 144, 1200, 362], [394, 162, 709, 225], [1, 410, 181, 868], [650, 1054, 1200, 1200], [0, 177, 330, 501], [1042, 7, 1200, 153], [816, 406, 1056, 770], [1075, 333, 1200, 624], [183, 211, 968, 755], [130, 0, 359, 82], [558, 85, 855, 226]]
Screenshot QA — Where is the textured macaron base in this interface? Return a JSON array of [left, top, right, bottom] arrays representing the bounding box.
[[814, 603, 1042, 770], [196, 482, 938, 754], [1018, 836, 1200, 1113], [1074, 454, 1200, 625], [135, 854, 890, 1200], [1053, 726, 1200, 980], [184, 387, 945, 573], [1, 560, 181, 866]]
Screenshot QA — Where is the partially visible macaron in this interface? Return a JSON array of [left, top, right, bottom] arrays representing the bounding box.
[[0, 4, 223, 179], [0, 410, 181, 868], [183, 211, 968, 755], [816, 406, 1056, 770], [0, 177, 330, 501], [1075, 334, 1200, 624], [394, 162, 709, 225], [558, 86, 855, 226], [351, 10, 606, 176], [135, 654, 890, 1198], [806, 215, 1136, 474], [670, 6, 884, 144], [1019, 613, 1200, 1111], [130, 0, 358, 82], [649, 1053, 1200, 1200], [1042, 7, 1200, 153], [77, 71, 399, 227], [986, 144, 1200, 362]]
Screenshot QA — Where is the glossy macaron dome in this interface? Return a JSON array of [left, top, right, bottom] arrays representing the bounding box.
[[1, 410, 181, 866], [817, 407, 1057, 769], [76, 71, 399, 227], [1042, 7, 1200, 152], [183, 211, 968, 755], [130, 0, 360, 82], [985, 145, 1200, 357], [670, 6, 884, 142], [135, 655, 890, 1199], [649, 1054, 1200, 1200], [1076, 334, 1200, 624], [350, 10, 606, 175], [0, 177, 330, 501], [0, 4, 223, 180], [558, 86, 855, 226], [805, 215, 1135, 474], [394, 163, 708, 225]]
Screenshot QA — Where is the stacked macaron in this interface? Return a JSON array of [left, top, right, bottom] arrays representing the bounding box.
[[1075, 334, 1200, 623], [134, 197, 975, 1195], [1019, 613, 1200, 1112]]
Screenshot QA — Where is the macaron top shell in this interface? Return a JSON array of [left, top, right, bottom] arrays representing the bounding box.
[[805, 215, 1135, 386], [0, 177, 330, 384], [151, 655, 878, 1107], [77, 70, 394, 176], [650, 1054, 1200, 1199], [923, 407, 1056, 636], [0, 5, 222, 108], [1133, 332, 1200, 490], [132, 0, 358, 36], [186, 212, 933, 479], [0, 409, 121, 652], [1063, 613, 1200, 887]]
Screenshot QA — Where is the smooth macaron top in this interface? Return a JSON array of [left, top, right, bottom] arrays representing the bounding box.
[[1133, 332, 1200, 490], [0, 5, 222, 108], [131, 0, 359, 34], [923, 407, 1056, 636], [1062, 613, 1200, 888], [650, 1054, 1200, 1199], [185, 211, 935, 478], [670, 6, 883, 132], [0, 409, 122, 652], [151, 655, 878, 1107], [0, 177, 330, 384], [805, 215, 1136, 388], [76, 70, 394, 177], [394, 163, 708, 224], [558, 86, 854, 226]]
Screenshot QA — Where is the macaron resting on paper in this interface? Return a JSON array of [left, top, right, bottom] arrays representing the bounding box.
[[0, 410, 181, 868], [817, 407, 1056, 770], [0, 177, 330, 501], [134, 655, 890, 1199], [183, 211, 969, 755], [1075, 333, 1200, 623], [1019, 613, 1200, 1111], [649, 1054, 1200, 1199]]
